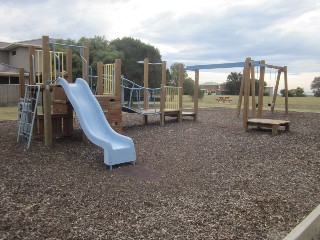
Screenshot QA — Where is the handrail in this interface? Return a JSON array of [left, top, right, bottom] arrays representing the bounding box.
[[121, 77, 161, 115], [80, 48, 88, 80], [47, 42, 88, 81], [34, 50, 66, 84]]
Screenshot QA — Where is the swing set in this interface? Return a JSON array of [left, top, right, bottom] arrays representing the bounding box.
[[237, 58, 290, 135]]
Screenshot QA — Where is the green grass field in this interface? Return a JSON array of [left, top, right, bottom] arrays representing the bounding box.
[[183, 94, 320, 112], [1, 95, 319, 121]]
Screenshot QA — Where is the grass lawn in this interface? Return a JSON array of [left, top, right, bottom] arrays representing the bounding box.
[[184, 94, 320, 113], [0, 106, 18, 121], [1, 95, 319, 121]]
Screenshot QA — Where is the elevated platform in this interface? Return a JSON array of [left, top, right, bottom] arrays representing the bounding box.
[[245, 118, 291, 136]]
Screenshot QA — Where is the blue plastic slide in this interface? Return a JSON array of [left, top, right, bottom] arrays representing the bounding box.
[[57, 77, 136, 169]]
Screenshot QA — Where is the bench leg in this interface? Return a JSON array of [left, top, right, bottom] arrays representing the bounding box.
[[285, 123, 290, 132], [244, 123, 249, 132], [272, 125, 279, 136]]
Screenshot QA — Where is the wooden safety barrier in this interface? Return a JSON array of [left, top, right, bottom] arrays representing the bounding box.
[[96, 95, 122, 133], [34, 114, 73, 138]]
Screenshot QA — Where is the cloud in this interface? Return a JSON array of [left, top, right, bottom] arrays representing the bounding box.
[[0, 0, 319, 85]]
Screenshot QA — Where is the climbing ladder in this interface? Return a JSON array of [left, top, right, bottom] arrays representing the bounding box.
[[17, 85, 40, 148]]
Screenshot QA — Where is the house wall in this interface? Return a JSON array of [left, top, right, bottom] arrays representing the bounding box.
[[9, 47, 30, 71], [0, 51, 9, 64], [200, 85, 219, 93]]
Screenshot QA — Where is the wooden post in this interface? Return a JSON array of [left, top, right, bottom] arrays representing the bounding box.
[[236, 65, 246, 117], [97, 62, 103, 95], [82, 40, 90, 82], [194, 69, 199, 122], [160, 85, 165, 126], [42, 36, 52, 147], [115, 59, 122, 97], [143, 58, 149, 124], [29, 46, 35, 85], [243, 58, 251, 128], [284, 66, 288, 114], [271, 70, 281, 114], [19, 68, 25, 99], [66, 49, 73, 83], [178, 63, 183, 123], [250, 62, 256, 117], [160, 61, 166, 126], [81, 41, 90, 143], [257, 60, 265, 118]]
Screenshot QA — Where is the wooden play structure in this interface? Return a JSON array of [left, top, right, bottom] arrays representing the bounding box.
[[120, 58, 199, 126], [18, 35, 129, 149], [185, 58, 290, 135], [96, 60, 123, 133], [19, 35, 201, 148], [17, 36, 90, 147], [236, 57, 290, 135]]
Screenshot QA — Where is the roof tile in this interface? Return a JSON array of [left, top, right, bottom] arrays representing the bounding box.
[[0, 63, 29, 73]]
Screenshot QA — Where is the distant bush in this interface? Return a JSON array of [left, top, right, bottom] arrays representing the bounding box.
[[280, 87, 306, 97]]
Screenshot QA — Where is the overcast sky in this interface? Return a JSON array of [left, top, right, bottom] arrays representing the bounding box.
[[1, 0, 319, 91]]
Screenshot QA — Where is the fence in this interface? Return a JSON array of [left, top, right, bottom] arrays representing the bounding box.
[[103, 63, 115, 95], [164, 86, 181, 110], [0, 84, 20, 106]]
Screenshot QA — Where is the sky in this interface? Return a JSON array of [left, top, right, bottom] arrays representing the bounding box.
[[1, 0, 319, 92]]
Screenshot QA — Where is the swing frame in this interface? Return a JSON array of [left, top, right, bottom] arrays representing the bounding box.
[[237, 59, 288, 120], [237, 58, 290, 135]]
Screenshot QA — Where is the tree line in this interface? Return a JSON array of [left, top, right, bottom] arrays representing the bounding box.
[[57, 35, 319, 97], [56, 36, 200, 98], [224, 72, 320, 97]]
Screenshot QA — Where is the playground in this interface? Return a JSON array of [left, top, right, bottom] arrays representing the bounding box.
[[1, 107, 320, 239], [2, 36, 320, 239]]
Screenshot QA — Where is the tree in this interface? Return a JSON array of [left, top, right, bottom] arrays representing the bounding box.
[[85, 36, 122, 74], [225, 72, 242, 95], [53, 36, 121, 80], [168, 62, 204, 99], [295, 87, 307, 97], [183, 77, 194, 95], [225, 71, 266, 95], [280, 87, 306, 97], [168, 62, 188, 86], [110, 37, 162, 88], [311, 76, 320, 97]]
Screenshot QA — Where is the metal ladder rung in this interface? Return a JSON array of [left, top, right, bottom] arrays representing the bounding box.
[[17, 85, 40, 149]]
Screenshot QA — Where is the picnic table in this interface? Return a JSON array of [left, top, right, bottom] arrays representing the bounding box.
[[216, 96, 232, 103]]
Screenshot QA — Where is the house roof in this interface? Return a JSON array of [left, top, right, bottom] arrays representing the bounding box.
[[200, 81, 220, 86], [0, 63, 29, 74], [0, 38, 59, 51], [0, 42, 11, 49]]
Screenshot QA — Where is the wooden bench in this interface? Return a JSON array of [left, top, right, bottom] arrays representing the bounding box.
[[245, 118, 291, 136]]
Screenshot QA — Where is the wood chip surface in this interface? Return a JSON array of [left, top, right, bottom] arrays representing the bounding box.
[[1, 108, 319, 239]]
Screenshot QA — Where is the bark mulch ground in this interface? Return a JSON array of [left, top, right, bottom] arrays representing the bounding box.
[[1, 108, 319, 239]]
